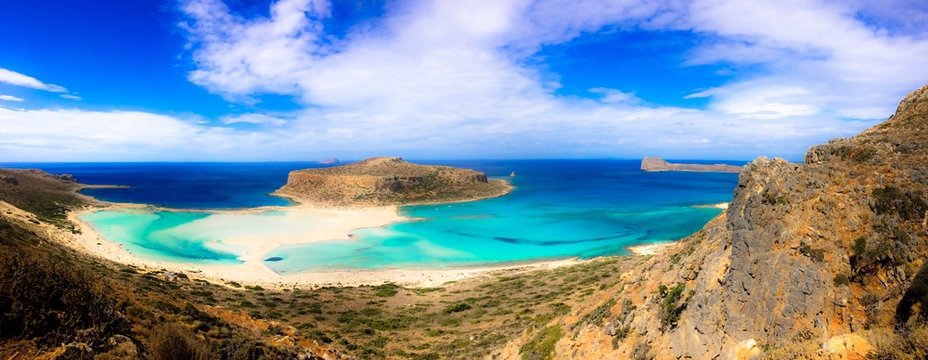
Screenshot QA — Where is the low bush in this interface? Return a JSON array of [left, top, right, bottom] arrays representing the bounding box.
[[657, 283, 689, 330], [833, 274, 850, 287], [872, 186, 928, 220], [444, 302, 472, 314], [147, 324, 209, 360], [374, 283, 400, 297], [799, 241, 826, 262]]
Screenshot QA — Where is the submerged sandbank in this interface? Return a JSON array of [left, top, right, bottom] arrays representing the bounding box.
[[55, 202, 582, 288]]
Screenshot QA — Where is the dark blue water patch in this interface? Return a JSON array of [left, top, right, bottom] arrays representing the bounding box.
[[0, 162, 331, 209], [1, 159, 743, 210], [264, 257, 284, 262]]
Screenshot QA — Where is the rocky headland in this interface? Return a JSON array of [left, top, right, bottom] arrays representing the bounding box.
[[495, 85, 928, 359], [641, 156, 742, 173], [275, 157, 512, 206]]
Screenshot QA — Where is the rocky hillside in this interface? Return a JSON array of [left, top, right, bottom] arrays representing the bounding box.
[[498, 85, 928, 359], [276, 157, 511, 206]]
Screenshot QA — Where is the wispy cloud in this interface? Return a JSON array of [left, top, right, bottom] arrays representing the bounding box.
[[0, 68, 67, 93], [60, 94, 81, 100], [3, 0, 928, 161], [0, 94, 24, 102], [221, 113, 288, 126]]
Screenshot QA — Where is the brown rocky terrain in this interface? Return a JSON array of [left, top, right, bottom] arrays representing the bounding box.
[[276, 157, 511, 206], [641, 157, 742, 173], [495, 85, 928, 359]]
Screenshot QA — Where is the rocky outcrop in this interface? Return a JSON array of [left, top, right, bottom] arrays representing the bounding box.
[[509, 85, 928, 358], [641, 157, 742, 173], [275, 157, 511, 206]]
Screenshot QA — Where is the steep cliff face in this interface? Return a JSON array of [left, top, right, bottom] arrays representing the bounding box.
[[500, 85, 928, 359], [276, 157, 511, 206]]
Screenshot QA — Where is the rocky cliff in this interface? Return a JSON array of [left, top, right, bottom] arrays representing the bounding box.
[[641, 157, 742, 173], [275, 157, 511, 206], [498, 85, 928, 359]]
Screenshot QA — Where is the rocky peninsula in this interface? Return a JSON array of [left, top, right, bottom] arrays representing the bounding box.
[[641, 156, 742, 173], [275, 156, 512, 206]]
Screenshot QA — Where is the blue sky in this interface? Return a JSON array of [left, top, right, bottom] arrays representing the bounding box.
[[1, 0, 927, 161]]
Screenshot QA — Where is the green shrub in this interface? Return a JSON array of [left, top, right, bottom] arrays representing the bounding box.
[[657, 283, 689, 330], [519, 324, 562, 360], [872, 186, 928, 220], [799, 241, 825, 262], [833, 274, 850, 287], [852, 148, 877, 162], [831, 145, 852, 159], [853, 236, 867, 257], [444, 302, 472, 314], [374, 283, 400, 297]]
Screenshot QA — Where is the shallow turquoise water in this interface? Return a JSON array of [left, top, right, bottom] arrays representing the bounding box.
[[265, 205, 721, 272], [71, 160, 739, 272], [81, 210, 242, 264]]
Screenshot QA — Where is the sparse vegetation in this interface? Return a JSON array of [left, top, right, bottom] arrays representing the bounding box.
[[872, 186, 928, 220], [657, 283, 689, 330], [854, 236, 867, 257], [799, 241, 826, 262], [0, 248, 128, 349], [374, 283, 400, 297], [852, 147, 878, 162], [519, 324, 562, 360]]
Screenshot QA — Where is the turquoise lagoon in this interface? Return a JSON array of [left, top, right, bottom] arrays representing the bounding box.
[[7, 160, 741, 272]]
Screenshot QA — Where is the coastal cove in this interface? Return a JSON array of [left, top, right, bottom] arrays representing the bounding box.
[[3, 160, 740, 286]]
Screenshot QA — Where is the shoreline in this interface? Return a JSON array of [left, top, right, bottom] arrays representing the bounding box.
[[56, 202, 582, 288], [626, 242, 679, 256], [7, 174, 696, 289], [3, 198, 679, 289]]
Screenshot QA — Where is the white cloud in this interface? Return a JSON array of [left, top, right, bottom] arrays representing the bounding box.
[[221, 113, 288, 126], [168, 0, 927, 160], [589, 88, 642, 105], [0, 95, 24, 102], [0, 107, 291, 161], [60, 94, 81, 100], [5, 0, 928, 161], [0, 68, 67, 93], [679, 0, 928, 119]]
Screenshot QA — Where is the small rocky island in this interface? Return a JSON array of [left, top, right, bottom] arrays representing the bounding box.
[[275, 157, 512, 206], [640, 156, 742, 173]]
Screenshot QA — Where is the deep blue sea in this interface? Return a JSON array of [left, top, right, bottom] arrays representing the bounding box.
[[1, 160, 741, 271]]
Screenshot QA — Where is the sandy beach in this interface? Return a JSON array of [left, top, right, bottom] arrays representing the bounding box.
[[627, 241, 679, 256], [1, 200, 583, 289]]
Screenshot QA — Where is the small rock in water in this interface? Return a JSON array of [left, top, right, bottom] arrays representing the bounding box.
[[264, 256, 284, 262]]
